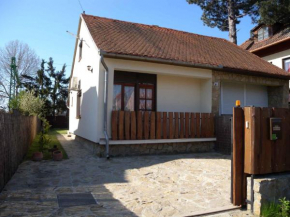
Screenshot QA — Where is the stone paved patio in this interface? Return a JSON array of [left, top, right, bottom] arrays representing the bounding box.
[[0, 134, 250, 216]]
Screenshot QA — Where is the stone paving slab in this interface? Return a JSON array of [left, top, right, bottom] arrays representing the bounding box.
[[0, 134, 251, 217]]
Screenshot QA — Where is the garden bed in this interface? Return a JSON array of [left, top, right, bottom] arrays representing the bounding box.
[[25, 128, 68, 160]]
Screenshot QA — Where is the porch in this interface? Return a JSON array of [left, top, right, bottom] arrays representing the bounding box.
[[98, 111, 216, 157]]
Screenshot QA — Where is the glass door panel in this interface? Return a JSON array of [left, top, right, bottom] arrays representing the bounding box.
[[113, 84, 122, 110], [124, 86, 135, 111]]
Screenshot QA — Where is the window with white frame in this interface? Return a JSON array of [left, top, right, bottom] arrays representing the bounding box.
[[258, 26, 269, 41], [283, 57, 290, 72]]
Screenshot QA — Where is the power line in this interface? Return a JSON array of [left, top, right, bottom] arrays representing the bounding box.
[[77, 0, 85, 13]]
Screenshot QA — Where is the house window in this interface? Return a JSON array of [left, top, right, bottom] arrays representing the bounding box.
[[283, 57, 290, 72], [113, 84, 135, 111], [139, 85, 154, 111], [113, 71, 156, 111], [258, 27, 269, 41], [79, 39, 83, 61]]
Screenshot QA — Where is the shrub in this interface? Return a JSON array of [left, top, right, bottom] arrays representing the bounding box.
[[18, 90, 44, 116], [261, 198, 290, 217], [9, 90, 45, 116], [279, 197, 290, 217]]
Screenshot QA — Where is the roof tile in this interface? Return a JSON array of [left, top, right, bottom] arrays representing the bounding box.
[[240, 27, 290, 52], [82, 14, 290, 78]]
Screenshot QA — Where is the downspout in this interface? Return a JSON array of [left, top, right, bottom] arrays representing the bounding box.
[[100, 53, 110, 159]]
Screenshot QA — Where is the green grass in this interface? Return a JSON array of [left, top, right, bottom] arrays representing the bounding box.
[[25, 128, 69, 160], [261, 202, 282, 217]]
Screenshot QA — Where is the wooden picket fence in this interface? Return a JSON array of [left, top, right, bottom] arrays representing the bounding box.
[[111, 111, 215, 140]]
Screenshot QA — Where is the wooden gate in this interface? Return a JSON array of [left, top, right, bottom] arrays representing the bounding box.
[[232, 107, 290, 206]]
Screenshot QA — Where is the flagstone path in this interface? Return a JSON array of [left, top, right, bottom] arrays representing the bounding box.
[[0, 133, 251, 216]]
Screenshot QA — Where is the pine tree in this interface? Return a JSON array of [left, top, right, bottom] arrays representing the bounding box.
[[46, 58, 69, 117], [186, 0, 257, 44], [257, 0, 290, 25], [22, 59, 52, 116]]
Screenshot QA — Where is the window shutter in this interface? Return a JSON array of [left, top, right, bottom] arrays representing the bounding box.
[[76, 90, 81, 119]]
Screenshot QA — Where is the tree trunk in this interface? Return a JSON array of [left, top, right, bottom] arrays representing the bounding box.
[[228, 0, 237, 44]]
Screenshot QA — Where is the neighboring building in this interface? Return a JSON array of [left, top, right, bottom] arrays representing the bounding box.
[[69, 14, 290, 157], [241, 23, 290, 85]]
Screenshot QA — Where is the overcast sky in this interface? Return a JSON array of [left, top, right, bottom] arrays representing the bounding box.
[[0, 0, 255, 77]]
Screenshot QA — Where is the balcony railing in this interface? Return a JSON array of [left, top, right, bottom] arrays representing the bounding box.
[[111, 111, 215, 140]]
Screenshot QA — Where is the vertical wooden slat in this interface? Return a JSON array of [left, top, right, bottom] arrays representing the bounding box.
[[180, 112, 184, 139], [252, 107, 261, 174], [206, 113, 211, 138], [150, 112, 155, 139], [233, 107, 246, 206], [259, 108, 272, 174], [156, 112, 162, 139], [111, 111, 118, 140], [201, 113, 207, 138], [118, 111, 124, 140], [196, 113, 200, 138], [185, 112, 189, 138], [190, 113, 195, 138], [244, 107, 251, 174], [169, 112, 174, 139], [163, 112, 167, 139], [208, 113, 212, 138], [125, 112, 130, 140], [285, 109, 290, 170], [244, 107, 261, 174], [174, 112, 179, 139], [137, 111, 143, 140], [130, 112, 136, 140], [272, 108, 287, 172], [144, 111, 150, 139]]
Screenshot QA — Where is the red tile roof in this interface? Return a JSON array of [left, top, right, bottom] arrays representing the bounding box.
[[240, 27, 290, 52], [82, 14, 290, 79]]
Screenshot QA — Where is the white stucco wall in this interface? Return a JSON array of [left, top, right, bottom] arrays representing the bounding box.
[[69, 17, 101, 143], [262, 49, 290, 69], [157, 74, 212, 112], [96, 58, 213, 141], [262, 49, 290, 87]]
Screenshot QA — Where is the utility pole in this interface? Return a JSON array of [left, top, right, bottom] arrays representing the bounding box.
[[9, 57, 19, 110]]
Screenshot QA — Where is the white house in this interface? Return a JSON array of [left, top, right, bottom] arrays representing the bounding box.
[[69, 14, 290, 158], [241, 24, 290, 89]]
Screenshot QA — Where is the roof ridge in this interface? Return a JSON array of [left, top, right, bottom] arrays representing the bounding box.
[[82, 13, 230, 43]]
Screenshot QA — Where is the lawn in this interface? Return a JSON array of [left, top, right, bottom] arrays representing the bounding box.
[[25, 128, 68, 160]]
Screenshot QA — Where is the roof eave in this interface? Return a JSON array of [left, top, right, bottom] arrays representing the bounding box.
[[99, 50, 224, 70], [100, 50, 290, 80], [250, 37, 290, 53]]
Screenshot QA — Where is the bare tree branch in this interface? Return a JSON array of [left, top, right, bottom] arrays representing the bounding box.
[[0, 40, 40, 108]]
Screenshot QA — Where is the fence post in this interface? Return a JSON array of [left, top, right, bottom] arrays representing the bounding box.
[[232, 107, 247, 206]]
